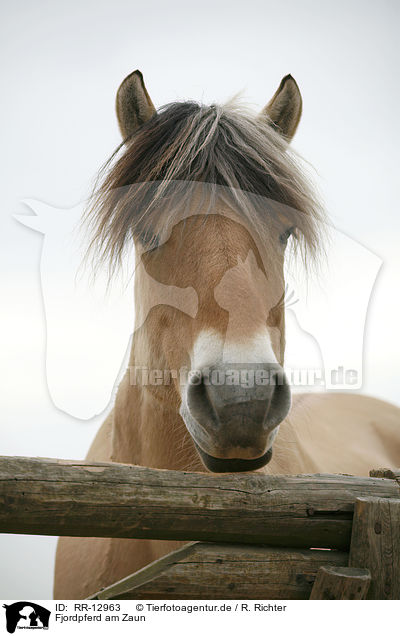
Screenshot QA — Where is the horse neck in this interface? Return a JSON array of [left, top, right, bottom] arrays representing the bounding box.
[[111, 311, 203, 472]]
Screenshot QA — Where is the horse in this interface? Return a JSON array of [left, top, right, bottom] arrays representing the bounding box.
[[54, 71, 400, 599]]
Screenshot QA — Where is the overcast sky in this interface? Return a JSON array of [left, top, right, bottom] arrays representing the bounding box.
[[1, 0, 399, 599]]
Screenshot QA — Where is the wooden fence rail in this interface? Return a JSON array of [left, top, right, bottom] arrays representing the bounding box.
[[1, 456, 400, 599], [0, 456, 399, 551]]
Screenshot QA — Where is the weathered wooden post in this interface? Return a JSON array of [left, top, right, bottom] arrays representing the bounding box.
[[310, 566, 371, 599], [345, 469, 400, 600]]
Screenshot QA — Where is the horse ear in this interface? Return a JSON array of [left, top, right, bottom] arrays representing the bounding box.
[[261, 75, 302, 141], [116, 70, 156, 140]]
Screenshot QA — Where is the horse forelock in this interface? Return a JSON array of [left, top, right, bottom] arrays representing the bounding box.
[[84, 98, 326, 277]]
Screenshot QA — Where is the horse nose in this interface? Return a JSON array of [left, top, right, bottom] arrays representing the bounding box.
[[185, 363, 291, 462]]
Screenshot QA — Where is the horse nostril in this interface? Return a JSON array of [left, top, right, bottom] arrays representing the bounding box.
[[266, 373, 291, 428], [187, 370, 218, 427]]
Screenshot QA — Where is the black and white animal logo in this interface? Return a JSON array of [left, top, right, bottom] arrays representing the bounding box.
[[2, 602, 50, 633]]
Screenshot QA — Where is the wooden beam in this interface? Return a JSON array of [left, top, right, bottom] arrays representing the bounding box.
[[89, 542, 348, 600], [349, 497, 400, 599], [309, 566, 371, 599], [0, 456, 399, 550]]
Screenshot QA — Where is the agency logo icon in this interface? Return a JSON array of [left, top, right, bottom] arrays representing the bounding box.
[[2, 603, 50, 633]]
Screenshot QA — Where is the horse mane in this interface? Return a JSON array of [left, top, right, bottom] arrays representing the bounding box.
[[84, 99, 325, 275]]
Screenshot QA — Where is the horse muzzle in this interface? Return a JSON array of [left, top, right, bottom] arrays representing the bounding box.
[[180, 362, 291, 472]]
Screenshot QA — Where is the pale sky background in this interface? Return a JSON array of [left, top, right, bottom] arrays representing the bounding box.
[[0, 0, 399, 599]]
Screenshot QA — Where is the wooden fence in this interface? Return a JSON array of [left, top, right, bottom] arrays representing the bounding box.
[[0, 456, 399, 599]]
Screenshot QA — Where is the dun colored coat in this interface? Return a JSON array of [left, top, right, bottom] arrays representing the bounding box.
[[54, 71, 400, 599]]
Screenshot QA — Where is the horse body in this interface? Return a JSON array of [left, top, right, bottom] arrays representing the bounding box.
[[54, 71, 400, 599]]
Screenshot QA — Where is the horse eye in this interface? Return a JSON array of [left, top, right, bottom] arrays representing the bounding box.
[[139, 229, 160, 250], [279, 226, 295, 245]]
